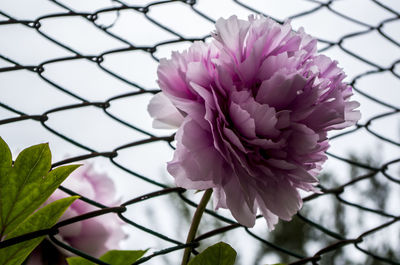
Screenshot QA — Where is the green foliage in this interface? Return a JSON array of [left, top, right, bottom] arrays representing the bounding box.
[[188, 242, 237, 265], [0, 196, 78, 265], [66, 257, 93, 265], [0, 138, 80, 237], [66, 250, 147, 265], [101, 250, 147, 264], [0, 138, 81, 265]]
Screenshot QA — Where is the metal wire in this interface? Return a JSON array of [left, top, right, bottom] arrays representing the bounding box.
[[0, 0, 399, 264]]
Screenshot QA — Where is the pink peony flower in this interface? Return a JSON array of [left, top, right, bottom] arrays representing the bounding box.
[[27, 164, 126, 264], [148, 15, 360, 229]]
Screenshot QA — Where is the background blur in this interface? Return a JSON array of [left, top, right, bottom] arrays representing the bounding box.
[[0, 0, 399, 264]]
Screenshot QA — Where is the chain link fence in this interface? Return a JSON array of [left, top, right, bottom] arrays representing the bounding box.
[[0, 0, 399, 264]]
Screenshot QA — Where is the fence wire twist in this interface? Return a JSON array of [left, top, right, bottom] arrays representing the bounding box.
[[0, 0, 399, 264]]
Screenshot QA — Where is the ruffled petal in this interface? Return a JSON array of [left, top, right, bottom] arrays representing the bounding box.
[[168, 118, 227, 189], [256, 72, 307, 110], [223, 175, 256, 227], [229, 102, 256, 139], [257, 180, 302, 221], [213, 15, 250, 62], [147, 92, 184, 129], [256, 197, 279, 231], [150, 14, 360, 229]]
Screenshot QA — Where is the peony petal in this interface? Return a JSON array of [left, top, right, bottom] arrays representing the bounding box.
[[288, 123, 319, 155], [314, 54, 343, 80], [168, 118, 227, 189], [256, 198, 279, 231], [288, 167, 319, 183], [248, 137, 286, 149], [150, 15, 361, 230], [81, 165, 117, 204], [223, 126, 247, 153], [67, 219, 109, 257], [229, 102, 256, 139], [190, 82, 216, 110], [303, 92, 347, 131], [223, 175, 256, 227], [230, 89, 252, 105], [213, 187, 227, 209], [329, 100, 361, 129], [34, 163, 126, 261], [275, 110, 291, 129], [148, 92, 184, 129], [57, 207, 82, 237], [158, 58, 194, 100], [214, 65, 231, 97], [256, 72, 307, 110], [249, 104, 280, 138], [266, 158, 297, 170], [186, 61, 212, 88], [257, 52, 294, 82], [213, 15, 250, 62], [257, 180, 302, 221]]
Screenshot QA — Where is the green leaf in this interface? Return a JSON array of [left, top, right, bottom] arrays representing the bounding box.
[[0, 196, 78, 265], [188, 242, 237, 265], [66, 257, 93, 265], [101, 250, 147, 264], [67, 250, 147, 265], [0, 137, 12, 169], [0, 138, 80, 237]]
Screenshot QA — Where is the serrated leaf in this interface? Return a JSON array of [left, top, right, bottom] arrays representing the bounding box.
[[188, 242, 237, 265], [0, 137, 12, 169], [0, 196, 78, 265], [101, 250, 147, 264], [0, 138, 80, 237], [0, 142, 51, 236], [66, 257, 93, 265], [67, 250, 147, 265]]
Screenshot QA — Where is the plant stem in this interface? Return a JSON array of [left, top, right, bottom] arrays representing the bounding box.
[[180, 188, 213, 265]]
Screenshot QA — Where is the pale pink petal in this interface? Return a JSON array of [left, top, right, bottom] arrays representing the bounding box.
[[66, 218, 109, 257], [223, 176, 256, 227], [57, 207, 82, 237], [213, 15, 250, 62], [158, 58, 193, 100], [186, 62, 212, 88], [229, 102, 256, 139], [243, 101, 280, 138], [256, 198, 279, 231], [213, 186, 227, 210], [148, 92, 184, 129], [256, 73, 308, 110], [29, 163, 127, 262], [288, 123, 319, 155], [149, 15, 360, 230], [168, 119, 228, 189], [257, 180, 302, 221]]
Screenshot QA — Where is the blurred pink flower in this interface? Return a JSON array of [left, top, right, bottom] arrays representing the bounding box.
[[148, 15, 360, 229], [27, 164, 126, 264]]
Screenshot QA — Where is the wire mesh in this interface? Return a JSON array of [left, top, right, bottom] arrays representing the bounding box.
[[0, 0, 399, 264]]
